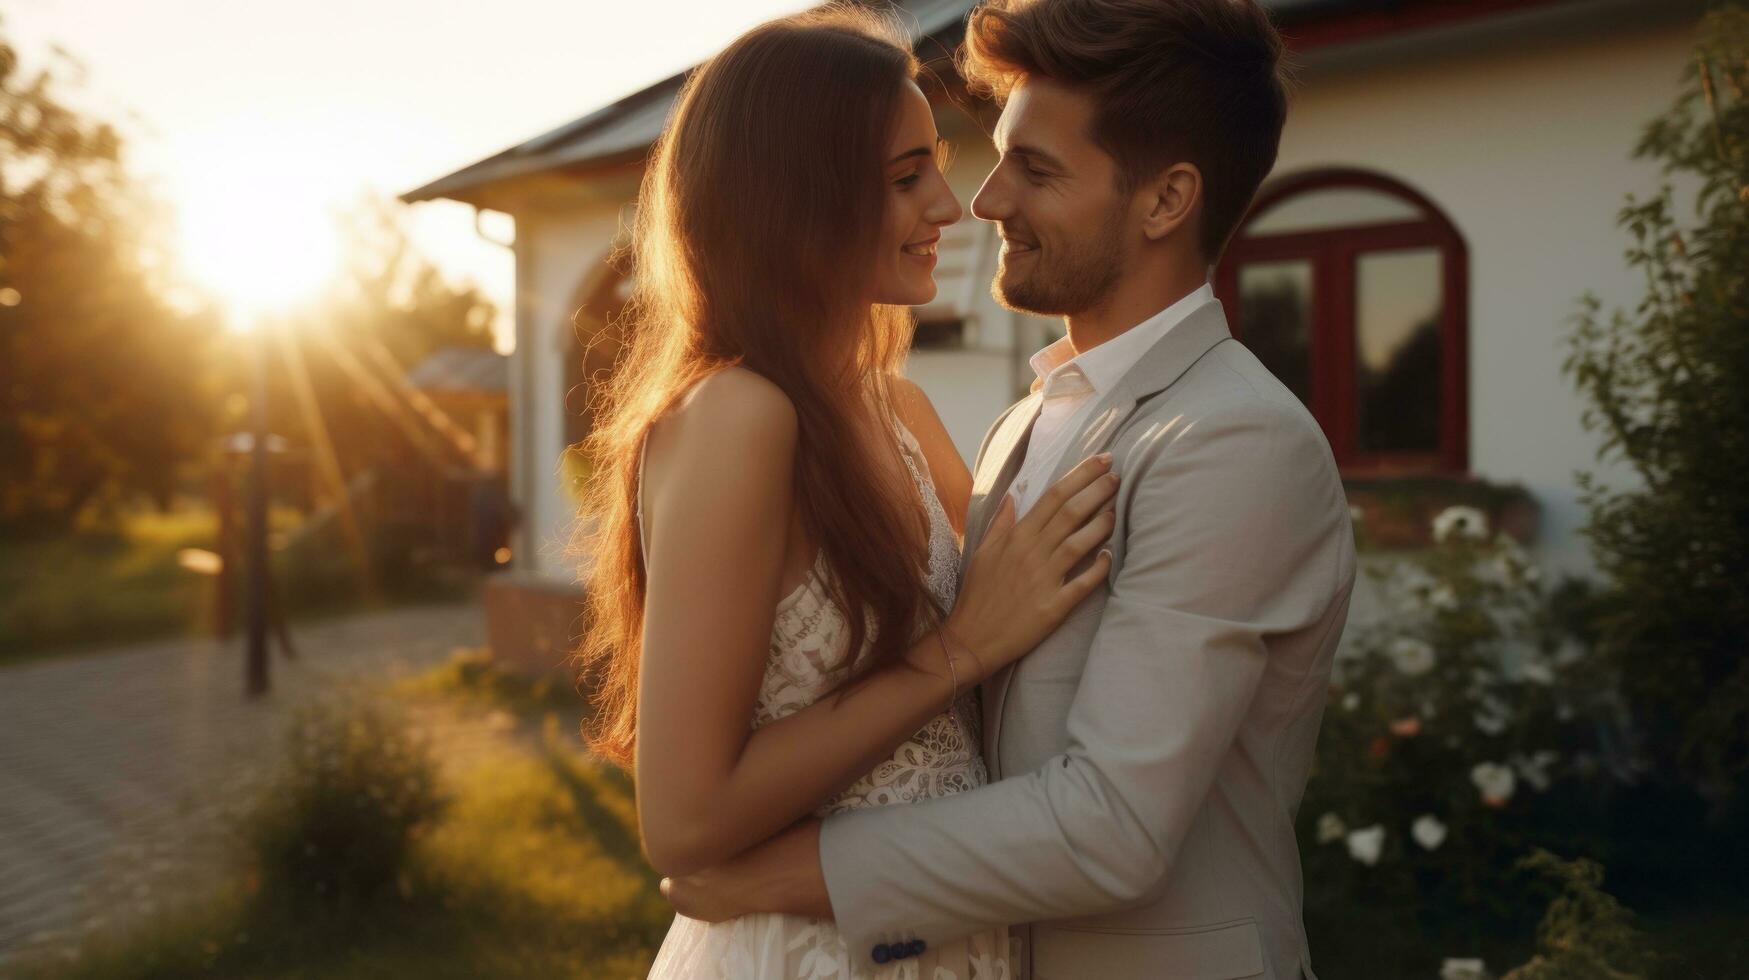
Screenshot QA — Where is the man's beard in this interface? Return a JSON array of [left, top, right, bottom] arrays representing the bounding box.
[[991, 206, 1127, 316]]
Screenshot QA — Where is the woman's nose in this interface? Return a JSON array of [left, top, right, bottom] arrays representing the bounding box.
[[929, 187, 964, 227]]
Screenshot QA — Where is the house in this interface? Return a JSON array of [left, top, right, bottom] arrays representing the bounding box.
[[403, 0, 1701, 670]]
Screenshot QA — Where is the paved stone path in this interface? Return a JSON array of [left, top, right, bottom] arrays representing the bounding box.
[[0, 604, 486, 971]]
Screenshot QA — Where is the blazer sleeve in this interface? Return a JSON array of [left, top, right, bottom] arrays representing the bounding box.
[[818, 395, 1351, 955]]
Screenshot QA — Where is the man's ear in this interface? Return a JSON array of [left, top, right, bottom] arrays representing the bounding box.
[[1140, 162, 1202, 242]]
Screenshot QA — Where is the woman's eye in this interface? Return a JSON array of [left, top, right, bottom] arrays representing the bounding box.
[[895, 173, 921, 189]]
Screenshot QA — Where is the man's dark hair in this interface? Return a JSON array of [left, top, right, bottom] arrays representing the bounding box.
[[960, 0, 1291, 261]]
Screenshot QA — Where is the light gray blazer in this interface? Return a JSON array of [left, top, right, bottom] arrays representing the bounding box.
[[819, 301, 1356, 980]]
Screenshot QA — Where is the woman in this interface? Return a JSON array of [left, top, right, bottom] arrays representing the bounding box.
[[574, 7, 1117, 978]]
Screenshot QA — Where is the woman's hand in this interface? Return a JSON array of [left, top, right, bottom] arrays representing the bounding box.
[[938, 454, 1119, 681]]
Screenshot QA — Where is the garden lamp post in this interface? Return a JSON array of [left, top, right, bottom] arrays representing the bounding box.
[[244, 317, 271, 698]]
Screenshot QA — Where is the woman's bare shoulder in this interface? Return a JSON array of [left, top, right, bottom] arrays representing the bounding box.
[[650, 367, 801, 455], [667, 366, 797, 438]]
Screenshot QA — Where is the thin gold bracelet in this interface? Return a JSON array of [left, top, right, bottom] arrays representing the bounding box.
[[940, 623, 987, 685], [934, 630, 961, 713]]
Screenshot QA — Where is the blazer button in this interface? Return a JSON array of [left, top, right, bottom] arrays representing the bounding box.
[[909, 939, 928, 957], [871, 943, 892, 964]]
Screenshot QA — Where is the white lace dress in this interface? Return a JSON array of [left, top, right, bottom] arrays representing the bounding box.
[[642, 424, 1011, 980]]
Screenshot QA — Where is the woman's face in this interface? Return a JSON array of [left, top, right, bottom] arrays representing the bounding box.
[[871, 80, 963, 308]]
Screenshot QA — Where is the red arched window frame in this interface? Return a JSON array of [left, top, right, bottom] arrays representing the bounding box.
[[1216, 168, 1469, 475]]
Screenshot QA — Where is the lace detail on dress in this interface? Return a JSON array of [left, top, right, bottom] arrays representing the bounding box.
[[753, 423, 986, 816], [643, 420, 1006, 979]]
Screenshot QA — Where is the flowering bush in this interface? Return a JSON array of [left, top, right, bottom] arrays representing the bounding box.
[[1300, 507, 1629, 972]]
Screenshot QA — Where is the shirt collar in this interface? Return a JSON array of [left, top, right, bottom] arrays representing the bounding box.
[[1029, 282, 1217, 397]]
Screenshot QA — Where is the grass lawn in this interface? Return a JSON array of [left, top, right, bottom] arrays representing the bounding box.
[[0, 506, 477, 665], [19, 654, 666, 979], [0, 509, 221, 663]]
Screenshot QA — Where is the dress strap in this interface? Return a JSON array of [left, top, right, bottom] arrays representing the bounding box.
[[635, 434, 652, 568], [893, 421, 935, 493]]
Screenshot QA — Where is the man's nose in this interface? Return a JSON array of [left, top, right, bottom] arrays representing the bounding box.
[[970, 169, 1011, 222]]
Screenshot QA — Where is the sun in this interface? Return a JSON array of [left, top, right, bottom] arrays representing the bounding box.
[[168, 127, 344, 328]]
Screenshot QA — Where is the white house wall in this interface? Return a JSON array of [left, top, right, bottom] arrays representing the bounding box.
[[509, 12, 1695, 582], [1277, 12, 1696, 572], [517, 203, 631, 580]]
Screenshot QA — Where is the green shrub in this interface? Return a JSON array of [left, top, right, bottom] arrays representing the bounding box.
[[1564, 6, 1749, 794], [1502, 851, 1653, 980], [241, 696, 447, 908], [1302, 507, 1625, 973]]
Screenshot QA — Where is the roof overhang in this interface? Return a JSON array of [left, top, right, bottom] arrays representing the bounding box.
[[402, 0, 1661, 210]]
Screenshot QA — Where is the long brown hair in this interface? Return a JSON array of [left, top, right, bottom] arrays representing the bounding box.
[[575, 5, 940, 769]]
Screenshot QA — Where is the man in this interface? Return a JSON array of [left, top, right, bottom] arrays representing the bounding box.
[[664, 0, 1355, 976]]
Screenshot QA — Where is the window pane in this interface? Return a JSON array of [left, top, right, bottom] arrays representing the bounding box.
[[1355, 249, 1442, 454], [1247, 187, 1424, 237], [1238, 261, 1313, 406]]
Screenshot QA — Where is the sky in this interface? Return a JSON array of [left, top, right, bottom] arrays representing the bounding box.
[[4, 0, 812, 348]]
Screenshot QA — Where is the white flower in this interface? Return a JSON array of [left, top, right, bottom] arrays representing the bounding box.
[[1341, 692, 1361, 712], [1412, 814, 1448, 851], [1517, 659, 1554, 685], [1433, 506, 1489, 543], [1492, 544, 1541, 585], [1388, 637, 1437, 676], [1471, 762, 1517, 807], [1440, 958, 1490, 980], [1393, 563, 1438, 600], [1512, 750, 1560, 792], [1345, 824, 1385, 866], [1429, 583, 1459, 611], [1473, 695, 1510, 736], [1316, 812, 1347, 844]]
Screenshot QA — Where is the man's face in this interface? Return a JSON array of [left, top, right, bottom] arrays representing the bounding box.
[[972, 77, 1131, 317]]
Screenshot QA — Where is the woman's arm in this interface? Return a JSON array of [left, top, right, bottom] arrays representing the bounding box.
[[637, 368, 1116, 878], [890, 377, 971, 536]]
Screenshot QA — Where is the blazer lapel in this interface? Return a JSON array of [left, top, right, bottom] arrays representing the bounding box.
[[983, 300, 1236, 777], [961, 393, 1042, 572]]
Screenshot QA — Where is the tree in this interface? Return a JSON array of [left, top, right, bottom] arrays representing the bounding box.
[[259, 197, 498, 483], [0, 22, 221, 530], [1565, 6, 1749, 794]]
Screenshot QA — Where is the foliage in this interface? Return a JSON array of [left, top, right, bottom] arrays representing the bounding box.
[[0, 22, 221, 530], [1502, 851, 1653, 980], [1302, 507, 1627, 974], [250, 198, 500, 485], [0, 507, 215, 660], [1346, 475, 1541, 550], [1564, 6, 1749, 792], [240, 697, 447, 908], [28, 705, 665, 979], [400, 646, 583, 719]]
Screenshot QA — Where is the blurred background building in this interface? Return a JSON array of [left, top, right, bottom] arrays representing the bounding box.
[[403, 0, 1703, 666]]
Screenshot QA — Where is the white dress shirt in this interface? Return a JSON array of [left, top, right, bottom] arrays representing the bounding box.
[[1008, 283, 1217, 518]]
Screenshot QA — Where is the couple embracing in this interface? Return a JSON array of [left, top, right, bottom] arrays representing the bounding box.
[[575, 0, 1356, 977]]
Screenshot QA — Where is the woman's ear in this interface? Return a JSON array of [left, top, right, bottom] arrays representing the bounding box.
[[1140, 162, 1202, 242]]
